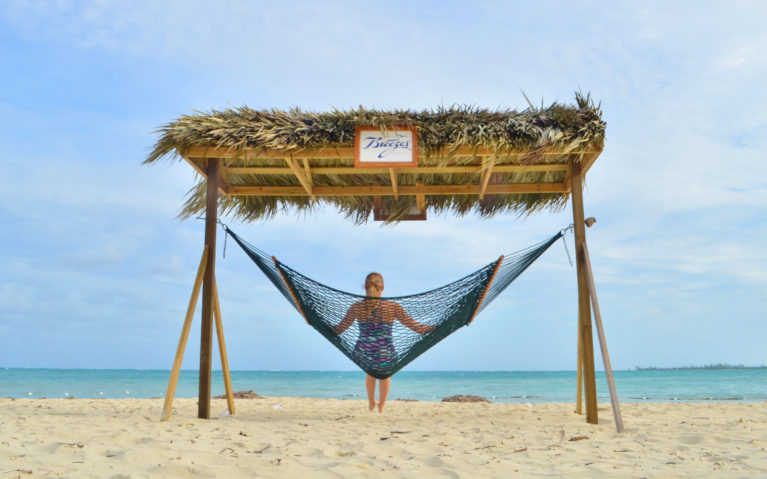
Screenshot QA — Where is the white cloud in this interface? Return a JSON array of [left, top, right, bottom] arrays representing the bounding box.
[[2, 1, 767, 369]]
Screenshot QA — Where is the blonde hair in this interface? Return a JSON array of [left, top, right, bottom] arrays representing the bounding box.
[[364, 272, 384, 297], [364, 272, 383, 314]]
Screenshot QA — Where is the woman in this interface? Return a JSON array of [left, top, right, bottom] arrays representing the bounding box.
[[334, 272, 433, 413]]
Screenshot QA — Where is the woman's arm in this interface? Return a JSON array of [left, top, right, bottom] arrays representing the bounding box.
[[392, 302, 434, 335], [334, 302, 360, 334]]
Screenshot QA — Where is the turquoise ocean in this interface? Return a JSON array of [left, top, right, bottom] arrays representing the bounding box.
[[2, 368, 765, 402]]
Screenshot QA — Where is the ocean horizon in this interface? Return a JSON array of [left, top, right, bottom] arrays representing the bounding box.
[[2, 368, 765, 403]]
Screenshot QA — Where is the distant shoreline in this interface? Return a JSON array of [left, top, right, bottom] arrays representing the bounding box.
[[634, 364, 767, 371]]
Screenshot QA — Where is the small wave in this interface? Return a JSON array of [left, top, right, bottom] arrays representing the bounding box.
[[498, 395, 542, 399]]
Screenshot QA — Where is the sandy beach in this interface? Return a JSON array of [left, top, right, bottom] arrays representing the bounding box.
[[1, 397, 765, 478]]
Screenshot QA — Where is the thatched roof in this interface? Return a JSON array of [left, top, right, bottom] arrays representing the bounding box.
[[145, 93, 605, 223]]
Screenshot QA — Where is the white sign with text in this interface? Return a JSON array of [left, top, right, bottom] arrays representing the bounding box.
[[354, 126, 418, 167]]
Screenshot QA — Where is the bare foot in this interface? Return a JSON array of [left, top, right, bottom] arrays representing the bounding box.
[[369, 401, 377, 411], [378, 403, 385, 414]]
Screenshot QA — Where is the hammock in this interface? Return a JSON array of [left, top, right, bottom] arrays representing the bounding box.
[[225, 227, 563, 379]]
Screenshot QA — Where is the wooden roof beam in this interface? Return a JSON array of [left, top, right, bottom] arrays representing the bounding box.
[[223, 164, 568, 176], [228, 182, 568, 197], [182, 145, 599, 160], [180, 154, 232, 197]]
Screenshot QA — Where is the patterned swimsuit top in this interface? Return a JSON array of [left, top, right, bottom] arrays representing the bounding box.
[[358, 305, 393, 339]]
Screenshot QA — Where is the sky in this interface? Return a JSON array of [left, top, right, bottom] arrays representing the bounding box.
[[1, 0, 765, 373]]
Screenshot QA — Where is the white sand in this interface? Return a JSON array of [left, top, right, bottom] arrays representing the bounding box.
[[1, 397, 766, 478]]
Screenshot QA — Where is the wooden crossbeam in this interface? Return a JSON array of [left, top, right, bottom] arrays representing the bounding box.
[[178, 155, 232, 196], [228, 182, 567, 197], [182, 145, 598, 160], [579, 143, 604, 177], [223, 164, 568, 176]]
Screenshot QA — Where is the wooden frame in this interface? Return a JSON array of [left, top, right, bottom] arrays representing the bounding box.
[[179, 145, 580, 199], [354, 126, 418, 168], [161, 246, 235, 422], [165, 140, 619, 431], [570, 159, 598, 424]]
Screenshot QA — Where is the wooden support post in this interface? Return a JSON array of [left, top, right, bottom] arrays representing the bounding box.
[[199, 159, 219, 419], [576, 321, 583, 414], [213, 278, 236, 416], [569, 159, 598, 424], [160, 246, 209, 422], [582, 243, 624, 433]]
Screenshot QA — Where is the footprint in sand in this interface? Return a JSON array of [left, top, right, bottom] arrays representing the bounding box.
[[677, 435, 705, 445]]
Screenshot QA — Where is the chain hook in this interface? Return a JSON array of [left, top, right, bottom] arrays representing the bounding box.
[[560, 224, 574, 267]]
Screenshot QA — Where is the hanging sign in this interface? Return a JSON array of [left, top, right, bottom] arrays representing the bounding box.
[[354, 126, 418, 168], [373, 197, 427, 221]]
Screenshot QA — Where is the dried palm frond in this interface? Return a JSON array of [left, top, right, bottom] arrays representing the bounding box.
[[146, 93, 605, 224]]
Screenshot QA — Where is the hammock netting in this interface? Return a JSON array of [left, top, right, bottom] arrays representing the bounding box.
[[225, 227, 563, 379]]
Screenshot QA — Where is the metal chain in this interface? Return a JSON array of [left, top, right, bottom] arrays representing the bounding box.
[[561, 229, 574, 267], [218, 220, 229, 259]]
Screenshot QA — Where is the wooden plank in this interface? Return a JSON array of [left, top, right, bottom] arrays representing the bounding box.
[[217, 173, 232, 197], [160, 246, 208, 422], [180, 154, 232, 196], [273, 257, 310, 325], [478, 157, 494, 200], [415, 180, 425, 211], [582, 243, 624, 433], [199, 159, 218, 419], [182, 145, 599, 160], [179, 154, 208, 177], [570, 159, 598, 425], [213, 278, 236, 417], [302, 158, 313, 187], [579, 141, 605, 177], [284, 156, 314, 198], [468, 255, 504, 324], [389, 168, 398, 199], [228, 182, 568, 197], [223, 164, 568, 175]]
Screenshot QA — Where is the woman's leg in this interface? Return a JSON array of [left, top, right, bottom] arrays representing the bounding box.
[[378, 377, 391, 413], [365, 375, 377, 411]]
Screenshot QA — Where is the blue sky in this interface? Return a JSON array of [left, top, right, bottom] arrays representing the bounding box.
[[1, 1, 765, 372]]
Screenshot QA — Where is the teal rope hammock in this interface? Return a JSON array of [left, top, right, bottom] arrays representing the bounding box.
[[225, 227, 563, 379]]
